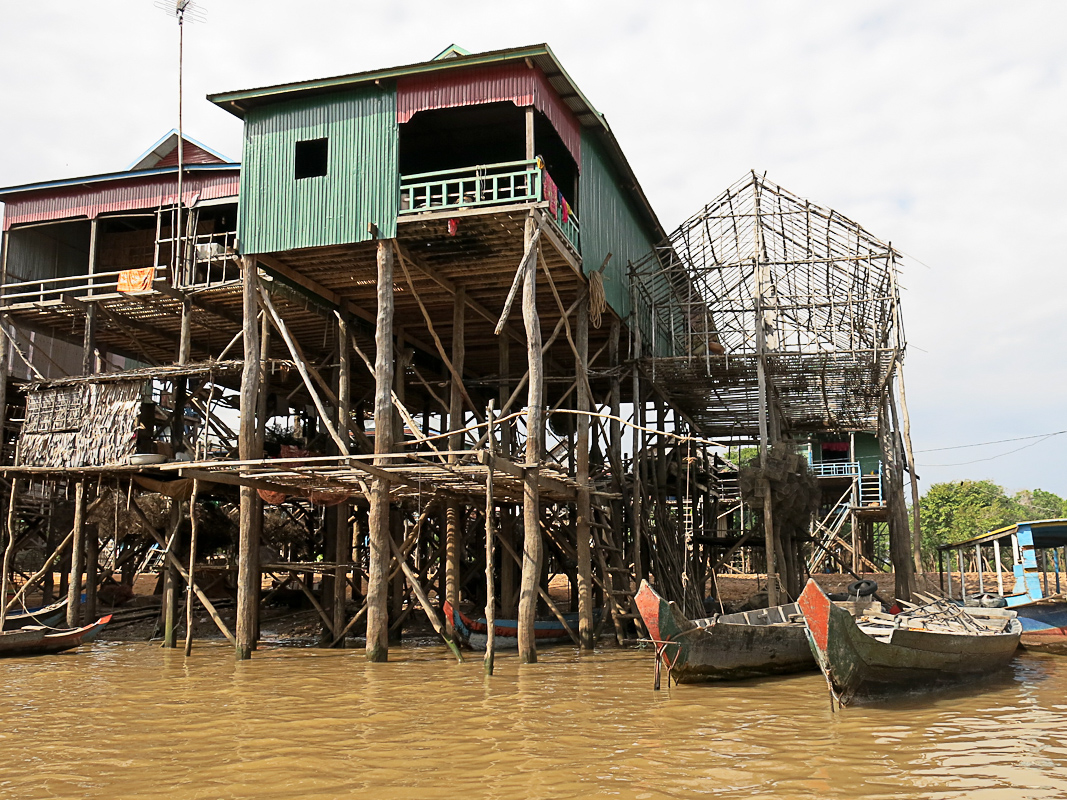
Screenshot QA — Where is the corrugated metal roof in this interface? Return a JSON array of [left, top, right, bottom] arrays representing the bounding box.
[[127, 130, 236, 170], [2, 171, 240, 230], [396, 62, 581, 165]]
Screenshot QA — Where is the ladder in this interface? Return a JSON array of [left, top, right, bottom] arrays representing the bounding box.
[[590, 501, 643, 645]]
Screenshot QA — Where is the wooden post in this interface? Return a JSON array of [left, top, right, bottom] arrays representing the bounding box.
[[85, 521, 98, 621], [445, 288, 465, 632], [163, 498, 180, 648], [498, 336, 517, 614], [236, 256, 261, 660], [184, 479, 200, 656], [525, 106, 535, 161], [333, 313, 351, 646], [484, 400, 496, 675], [895, 361, 923, 572], [0, 478, 18, 631], [753, 255, 778, 608], [366, 239, 395, 662], [632, 325, 645, 585], [575, 300, 593, 650], [66, 480, 86, 627], [518, 214, 544, 663]]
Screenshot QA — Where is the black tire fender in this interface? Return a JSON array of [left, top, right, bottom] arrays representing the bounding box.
[[847, 579, 878, 597]]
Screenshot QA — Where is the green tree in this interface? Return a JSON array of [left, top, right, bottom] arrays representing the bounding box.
[[1014, 488, 1067, 520], [918, 480, 1024, 560]]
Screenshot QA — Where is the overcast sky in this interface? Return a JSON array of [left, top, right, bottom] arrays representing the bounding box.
[[1, 1, 1064, 496]]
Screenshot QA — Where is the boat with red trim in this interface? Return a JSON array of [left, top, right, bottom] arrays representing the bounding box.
[[443, 601, 587, 650], [799, 579, 1020, 705], [634, 580, 815, 683], [0, 615, 111, 657]]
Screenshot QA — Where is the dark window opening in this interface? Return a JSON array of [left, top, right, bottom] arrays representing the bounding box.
[[295, 138, 328, 179]]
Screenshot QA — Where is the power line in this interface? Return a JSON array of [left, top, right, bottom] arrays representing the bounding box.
[[922, 433, 1063, 467], [917, 430, 1067, 453]]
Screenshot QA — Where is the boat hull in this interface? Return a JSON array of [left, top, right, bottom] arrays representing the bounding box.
[[634, 581, 814, 683], [443, 602, 578, 650], [0, 615, 111, 658], [799, 580, 1021, 705], [2, 597, 69, 631], [1011, 599, 1067, 653]]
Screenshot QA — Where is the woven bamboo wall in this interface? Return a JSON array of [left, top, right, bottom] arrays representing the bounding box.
[[18, 381, 141, 468]]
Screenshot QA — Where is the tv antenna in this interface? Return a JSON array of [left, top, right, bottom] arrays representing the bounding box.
[[154, 0, 207, 286]]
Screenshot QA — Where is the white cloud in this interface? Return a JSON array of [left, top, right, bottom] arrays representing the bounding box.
[[1, 0, 1065, 494]]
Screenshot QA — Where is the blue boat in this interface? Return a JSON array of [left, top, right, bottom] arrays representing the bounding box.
[[937, 519, 1067, 653]]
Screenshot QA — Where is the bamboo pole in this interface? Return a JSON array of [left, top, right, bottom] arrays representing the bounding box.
[[127, 495, 235, 645], [575, 300, 593, 650], [163, 497, 181, 648], [518, 213, 544, 664], [366, 240, 395, 662], [236, 256, 261, 660], [183, 479, 200, 656]]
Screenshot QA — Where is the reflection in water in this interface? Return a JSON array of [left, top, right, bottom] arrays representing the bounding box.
[[0, 644, 1065, 799]]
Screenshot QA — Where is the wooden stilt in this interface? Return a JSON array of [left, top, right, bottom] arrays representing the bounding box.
[[366, 239, 395, 662], [0, 479, 19, 630], [334, 313, 351, 647], [445, 288, 466, 632], [518, 214, 544, 664], [498, 336, 517, 615], [163, 498, 181, 648], [85, 520, 98, 621], [184, 479, 200, 656], [66, 480, 86, 627], [484, 400, 496, 675], [236, 256, 261, 660], [575, 300, 593, 650]]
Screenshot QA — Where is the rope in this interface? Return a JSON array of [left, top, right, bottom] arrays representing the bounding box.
[[589, 271, 606, 329]]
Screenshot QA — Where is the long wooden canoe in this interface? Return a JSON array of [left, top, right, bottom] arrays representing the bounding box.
[[634, 580, 815, 683], [0, 615, 111, 658], [799, 579, 1021, 705], [443, 602, 586, 650], [2, 596, 69, 631]]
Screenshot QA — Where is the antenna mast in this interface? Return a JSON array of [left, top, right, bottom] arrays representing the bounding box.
[[155, 0, 206, 286]]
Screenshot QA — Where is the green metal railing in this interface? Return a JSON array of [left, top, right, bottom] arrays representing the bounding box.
[[400, 160, 542, 214], [399, 160, 580, 251]]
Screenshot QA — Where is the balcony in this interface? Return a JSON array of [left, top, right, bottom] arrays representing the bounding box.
[[0, 229, 240, 310], [810, 461, 860, 477], [399, 159, 579, 252]]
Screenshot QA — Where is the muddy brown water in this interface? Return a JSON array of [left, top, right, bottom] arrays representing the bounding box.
[[1, 642, 1066, 799]]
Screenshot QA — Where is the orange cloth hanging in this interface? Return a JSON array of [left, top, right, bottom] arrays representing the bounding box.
[[117, 267, 156, 293]]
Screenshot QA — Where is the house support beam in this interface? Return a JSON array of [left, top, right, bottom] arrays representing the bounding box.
[[366, 240, 395, 662], [518, 214, 544, 663], [236, 256, 261, 660]]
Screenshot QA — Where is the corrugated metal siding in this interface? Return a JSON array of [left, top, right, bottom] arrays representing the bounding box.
[[397, 64, 581, 167], [239, 85, 398, 254], [579, 130, 659, 320], [2, 172, 240, 231], [5, 223, 90, 283]]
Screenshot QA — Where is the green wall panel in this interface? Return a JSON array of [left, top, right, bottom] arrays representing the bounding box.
[[239, 86, 398, 254], [578, 130, 660, 321]]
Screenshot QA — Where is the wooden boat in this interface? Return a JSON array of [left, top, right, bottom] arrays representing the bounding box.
[[799, 579, 1021, 705], [1, 596, 69, 631], [937, 520, 1067, 654], [0, 615, 111, 658], [634, 580, 815, 683], [442, 601, 586, 650]]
